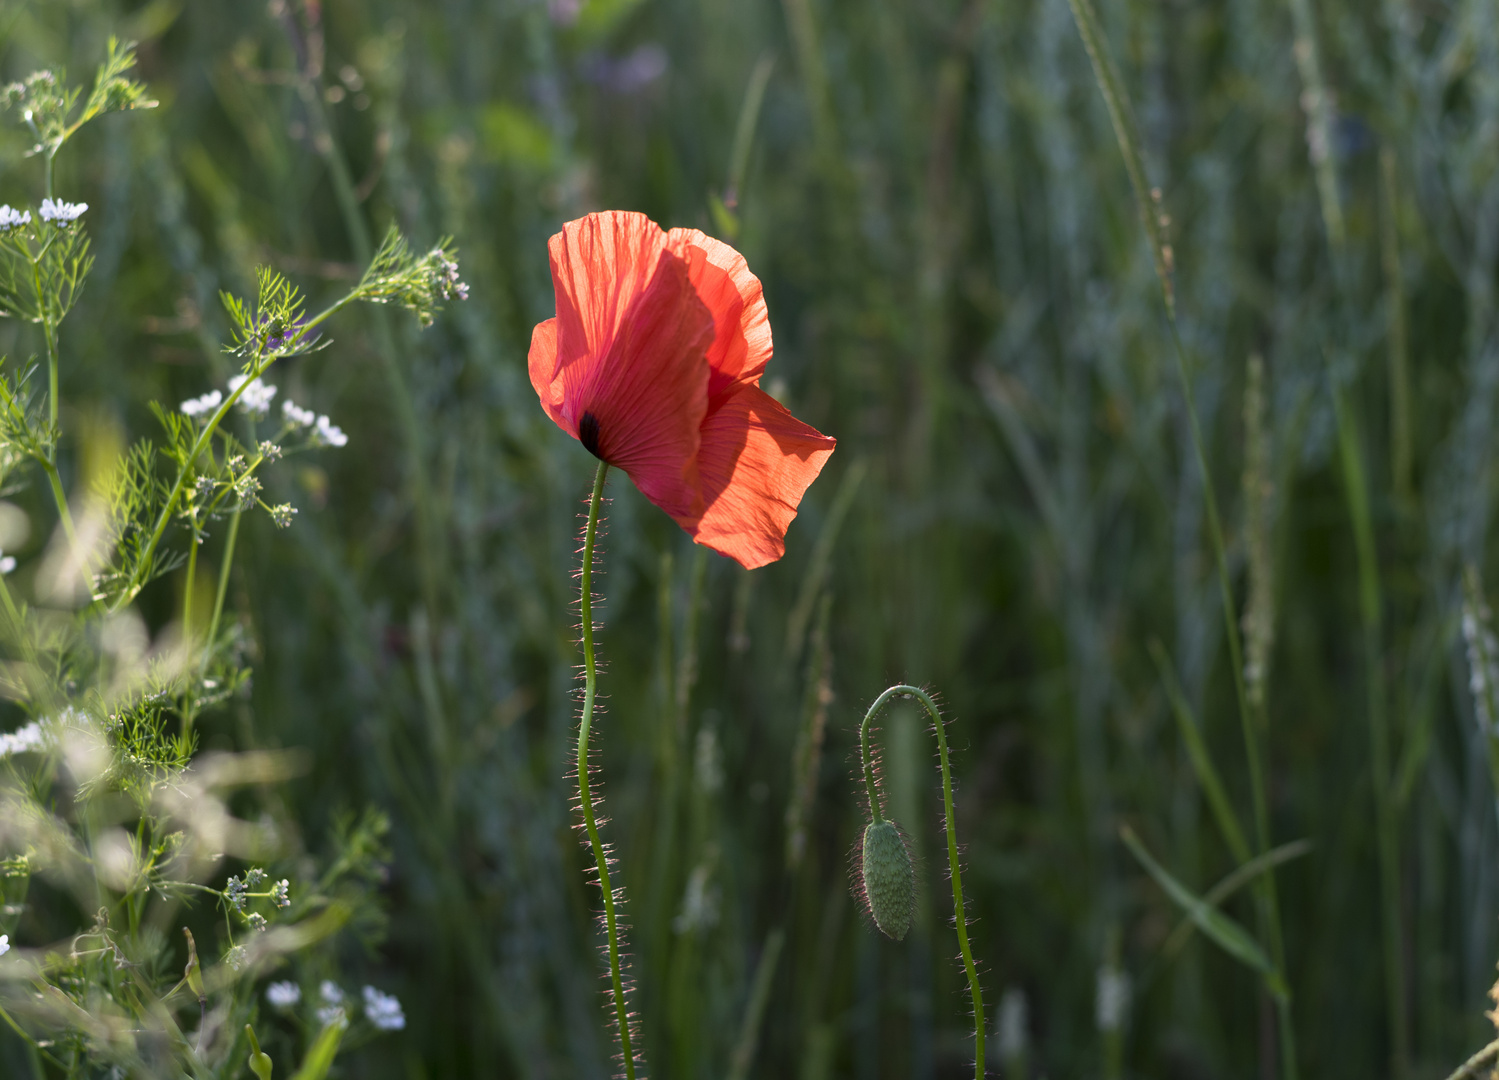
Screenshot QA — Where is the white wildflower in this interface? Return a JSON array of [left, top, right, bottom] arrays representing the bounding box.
[[1095, 965, 1131, 1033], [0, 720, 49, 758], [312, 414, 348, 448], [282, 400, 315, 428], [39, 198, 87, 224], [315, 1004, 346, 1027], [224, 945, 249, 972], [320, 980, 344, 1004], [266, 981, 301, 1008], [0, 550, 15, 575], [180, 390, 223, 419], [0, 205, 30, 230], [0, 934, 9, 957], [362, 985, 406, 1031], [228, 374, 278, 419]]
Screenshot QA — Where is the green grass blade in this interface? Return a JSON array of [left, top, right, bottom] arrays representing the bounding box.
[[1148, 639, 1252, 865], [1120, 825, 1286, 1000]]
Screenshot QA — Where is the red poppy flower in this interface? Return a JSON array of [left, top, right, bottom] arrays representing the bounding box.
[[529, 210, 836, 569]]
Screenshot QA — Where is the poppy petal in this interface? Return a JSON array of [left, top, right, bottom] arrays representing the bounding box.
[[544, 210, 674, 421], [666, 228, 773, 402], [527, 316, 568, 430], [674, 385, 837, 569], [582, 249, 715, 520]]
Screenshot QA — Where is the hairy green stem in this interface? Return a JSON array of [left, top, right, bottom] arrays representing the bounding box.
[[576, 461, 638, 1079], [859, 685, 984, 1078]]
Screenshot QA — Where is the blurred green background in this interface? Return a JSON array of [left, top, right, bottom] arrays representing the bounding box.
[[2, 0, 1497, 1076]]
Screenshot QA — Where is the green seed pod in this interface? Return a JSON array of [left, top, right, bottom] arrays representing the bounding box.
[[861, 819, 915, 941]]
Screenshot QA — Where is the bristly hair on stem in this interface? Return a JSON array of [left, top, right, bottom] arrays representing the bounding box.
[[574, 460, 644, 1079], [856, 684, 985, 1079]]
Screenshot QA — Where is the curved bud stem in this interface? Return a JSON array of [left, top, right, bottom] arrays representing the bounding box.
[[577, 460, 639, 1079], [859, 684, 985, 1079]]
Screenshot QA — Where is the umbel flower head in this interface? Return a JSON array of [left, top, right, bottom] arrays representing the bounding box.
[[529, 211, 835, 569]]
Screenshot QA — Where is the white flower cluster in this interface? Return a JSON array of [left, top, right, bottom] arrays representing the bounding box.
[[266, 981, 300, 1008], [311, 414, 347, 448], [228, 374, 278, 419], [0, 934, 9, 957], [39, 198, 87, 224], [282, 400, 315, 428], [180, 390, 222, 419], [316, 980, 346, 1026], [0, 205, 30, 231], [362, 985, 406, 1031], [0, 549, 15, 575], [0, 720, 49, 758]]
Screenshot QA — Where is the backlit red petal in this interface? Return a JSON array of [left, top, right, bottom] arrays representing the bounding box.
[[582, 250, 714, 521], [666, 229, 772, 403], [527, 316, 569, 432], [546, 211, 675, 425], [672, 385, 836, 569]]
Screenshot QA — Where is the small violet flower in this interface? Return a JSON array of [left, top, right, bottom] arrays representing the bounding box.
[[38, 198, 87, 224], [180, 390, 222, 419], [0, 205, 30, 231], [228, 374, 277, 420]]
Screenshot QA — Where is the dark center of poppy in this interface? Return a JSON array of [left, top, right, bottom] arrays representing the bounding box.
[[578, 411, 604, 459]]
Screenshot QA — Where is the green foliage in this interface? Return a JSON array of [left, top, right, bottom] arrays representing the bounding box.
[[4, 1, 1499, 1079], [0, 35, 453, 1080]]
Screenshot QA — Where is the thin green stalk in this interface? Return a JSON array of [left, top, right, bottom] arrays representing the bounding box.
[[1064, 3, 1298, 1074], [1148, 639, 1252, 864], [1332, 389, 1408, 1074], [860, 685, 984, 1078], [1380, 147, 1412, 503], [204, 509, 242, 659], [182, 519, 199, 641], [576, 461, 638, 1080], [113, 294, 353, 610], [725, 928, 785, 1080], [39, 458, 76, 549]]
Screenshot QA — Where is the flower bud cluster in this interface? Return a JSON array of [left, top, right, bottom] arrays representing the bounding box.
[[432, 252, 469, 301]]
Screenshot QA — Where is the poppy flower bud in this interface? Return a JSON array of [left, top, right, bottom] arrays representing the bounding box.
[[861, 819, 915, 941]]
